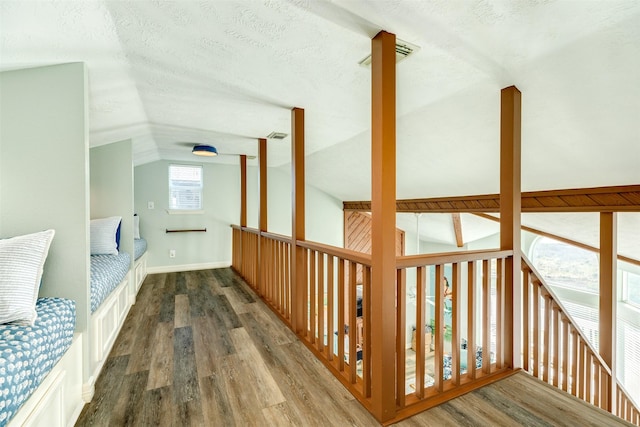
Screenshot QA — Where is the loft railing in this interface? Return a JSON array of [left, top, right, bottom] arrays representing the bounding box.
[[231, 225, 517, 422], [394, 250, 514, 417], [521, 255, 640, 425]]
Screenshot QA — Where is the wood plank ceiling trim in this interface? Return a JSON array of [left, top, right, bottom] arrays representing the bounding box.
[[343, 185, 640, 213]]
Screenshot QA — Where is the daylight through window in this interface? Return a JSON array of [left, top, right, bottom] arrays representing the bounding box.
[[169, 164, 203, 210]]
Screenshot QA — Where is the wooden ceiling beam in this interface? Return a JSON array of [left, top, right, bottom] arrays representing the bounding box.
[[343, 185, 640, 213], [451, 213, 464, 248]]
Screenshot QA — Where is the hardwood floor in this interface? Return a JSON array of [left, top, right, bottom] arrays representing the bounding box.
[[76, 268, 632, 427]]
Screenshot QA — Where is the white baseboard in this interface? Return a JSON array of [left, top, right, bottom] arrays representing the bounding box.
[[147, 261, 231, 274]]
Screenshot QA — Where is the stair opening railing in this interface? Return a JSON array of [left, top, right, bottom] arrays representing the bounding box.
[[522, 255, 640, 425], [232, 225, 518, 422]]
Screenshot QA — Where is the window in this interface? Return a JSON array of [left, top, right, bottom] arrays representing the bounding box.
[[529, 236, 599, 293], [169, 164, 202, 210], [623, 270, 640, 307]]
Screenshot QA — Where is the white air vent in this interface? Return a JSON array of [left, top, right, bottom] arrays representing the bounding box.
[[358, 39, 420, 67], [266, 131, 288, 140]]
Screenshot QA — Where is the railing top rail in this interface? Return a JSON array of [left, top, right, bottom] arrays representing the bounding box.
[[261, 230, 292, 244], [521, 254, 613, 377], [396, 249, 513, 269], [296, 239, 372, 266], [231, 224, 261, 235]]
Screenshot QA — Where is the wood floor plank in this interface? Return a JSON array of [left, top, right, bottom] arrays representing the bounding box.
[[146, 321, 174, 390], [110, 370, 149, 427], [228, 327, 286, 408], [76, 355, 129, 426], [173, 326, 200, 404], [174, 294, 190, 328], [126, 312, 157, 374], [199, 372, 236, 425], [136, 386, 173, 427]]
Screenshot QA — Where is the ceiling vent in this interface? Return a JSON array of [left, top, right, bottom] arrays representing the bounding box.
[[358, 39, 420, 67], [266, 131, 288, 140]]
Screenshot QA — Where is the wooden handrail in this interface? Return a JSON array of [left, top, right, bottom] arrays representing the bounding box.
[[397, 249, 513, 269], [260, 230, 291, 244], [296, 239, 372, 266], [521, 254, 612, 377]]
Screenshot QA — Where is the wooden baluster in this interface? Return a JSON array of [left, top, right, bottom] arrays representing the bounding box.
[[327, 255, 335, 361], [577, 337, 584, 400], [337, 258, 345, 372], [284, 243, 290, 320], [571, 330, 578, 396], [552, 304, 560, 387], [467, 261, 476, 380], [523, 268, 530, 372], [482, 259, 490, 375], [415, 266, 427, 398], [310, 250, 316, 343], [435, 264, 444, 391], [318, 252, 325, 352], [495, 258, 504, 370], [594, 362, 600, 408], [452, 262, 461, 384], [349, 261, 358, 384], [543, 294, 550, 383], [364, 266, 372, 398], [533, 284, 540, 379], [585, 346, 593, 404], [562, 317, 569, 392], [395, 268, 405, 406]]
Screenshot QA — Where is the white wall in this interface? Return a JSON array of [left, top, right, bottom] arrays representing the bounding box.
[[0, 63, 91, 379], [90, 140, 134, 263], [134, 160, 344, 271], [134, 160, 240, 271]]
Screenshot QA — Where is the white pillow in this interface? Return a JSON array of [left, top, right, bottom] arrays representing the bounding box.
[[133, 215, 140, 240], [0, 229, 55, 325], [90, 216, 122, 255]]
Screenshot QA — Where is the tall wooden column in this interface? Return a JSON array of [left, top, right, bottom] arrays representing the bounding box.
[[370, 30, 397, 422], [259, 139, 267, 232], [258, 138, 267, 296], [291, 107, 306, 334], [600, 212, 617, 411], [500, 86, 522, 369], [240, 154, 247, 227]]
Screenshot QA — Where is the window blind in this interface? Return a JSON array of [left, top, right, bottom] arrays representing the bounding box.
[[169, 164, 202, 210]]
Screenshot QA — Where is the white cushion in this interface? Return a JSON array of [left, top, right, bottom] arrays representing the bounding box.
[[0, 229, 55, 325], [90, 216, 122, 255], [134, 215, 140, 239]]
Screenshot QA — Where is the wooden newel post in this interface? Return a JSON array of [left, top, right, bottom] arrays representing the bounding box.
[[600, 212, 617, 411], [291, 107, 306, 335], [500, 85, 522, 370], [370, 30, 397, 423]]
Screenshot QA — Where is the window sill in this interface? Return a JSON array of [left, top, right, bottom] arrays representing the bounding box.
[[166, 209, 204, 215]]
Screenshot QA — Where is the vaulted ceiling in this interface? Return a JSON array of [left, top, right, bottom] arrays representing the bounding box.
[[1, 1, 638, 256]]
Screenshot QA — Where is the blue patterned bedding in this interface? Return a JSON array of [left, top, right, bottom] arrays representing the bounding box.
[[0, 298, 76, 427], [90, 252, 130, 313], [134, 238, 147, 261]]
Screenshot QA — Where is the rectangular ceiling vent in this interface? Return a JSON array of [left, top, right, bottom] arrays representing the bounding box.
[[358, 39, 420, 67], [266, 131, 288, 140]]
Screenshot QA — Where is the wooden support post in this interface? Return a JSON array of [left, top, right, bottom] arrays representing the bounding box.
[[291, 107, 306, 335], [240, 154, 247, 227], [370, 30, 397, 423], [599, 212, 617, 411], [259, 139, 267, 232], [500, 85, 522, 369]]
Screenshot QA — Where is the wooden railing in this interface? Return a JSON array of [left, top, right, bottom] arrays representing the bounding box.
[[522, 255, 640, 425], [232, 226, 520, 421], [395, 250, 514, 417]]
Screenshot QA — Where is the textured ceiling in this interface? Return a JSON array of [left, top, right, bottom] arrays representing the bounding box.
[[1, 0, 639, 253]]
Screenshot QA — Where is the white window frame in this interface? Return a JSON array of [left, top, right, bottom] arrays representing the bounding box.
[[168, 164, 204, 213]]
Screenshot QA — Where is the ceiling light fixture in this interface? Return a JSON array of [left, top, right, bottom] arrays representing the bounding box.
[[266, 131, 288, 140], [192, 144, 218, 157]]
